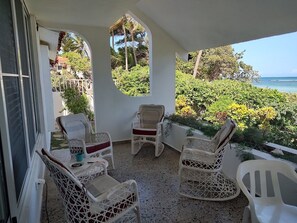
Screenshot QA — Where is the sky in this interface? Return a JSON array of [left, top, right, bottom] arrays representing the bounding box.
[[232, 31, 297, 77]]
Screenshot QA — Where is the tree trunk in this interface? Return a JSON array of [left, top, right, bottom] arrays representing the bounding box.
[[193, 50, 203, 78], [111, 30, 115, 49], [131, 31, 137, 66], [123, 24, 128, 71]]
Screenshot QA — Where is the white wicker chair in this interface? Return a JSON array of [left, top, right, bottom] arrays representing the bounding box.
[[131, 104, 165, 157], [57, 113, 115, 169], [178, 119, 240, 201], [37, 148, 141, 223], [237, 160, 297, 223]]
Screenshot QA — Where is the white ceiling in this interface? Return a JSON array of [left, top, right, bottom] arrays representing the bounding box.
[[25, 0, 297, 51], [26, 0, 139, 27]]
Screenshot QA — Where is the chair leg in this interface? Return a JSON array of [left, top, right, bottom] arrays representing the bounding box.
[[155, 142, 164, 157], [134, 205, 141, 223], [178, 167, 240, 201], [154, 135, 164, 157], [131, 136, 142, 155], [110, 153, 115, 169], [242, 206, 251, 223]]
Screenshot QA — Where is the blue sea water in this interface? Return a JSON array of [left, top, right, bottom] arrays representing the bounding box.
[[253, 76, 297, 93]]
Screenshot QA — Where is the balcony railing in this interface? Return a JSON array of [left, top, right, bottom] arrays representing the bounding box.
[[52, 78, 93, 96]]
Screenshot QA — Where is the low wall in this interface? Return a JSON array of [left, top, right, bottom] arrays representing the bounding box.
[[162, 120, 297, 205], [52, 92, 64, 120]]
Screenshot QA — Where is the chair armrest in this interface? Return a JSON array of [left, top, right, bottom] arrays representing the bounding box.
[[88, 179, 139, 213], [76, 161, 107, 184], [105, 180, 138, 200], [184, 137, 216, 152], [94, 179, 138, 201], [132, 118, 141, 129], [182, 147, 215, 157], [156, 121, 163, 133], [157, 120, 163, 127], [133, 112, 141, 122], [68, 139, 86, 155], [280, 165, 297, 185], [180, 148, 217, 169], [89, 132, 111, 144]]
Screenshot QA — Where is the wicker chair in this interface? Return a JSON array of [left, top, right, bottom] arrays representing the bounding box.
[[58, 113, 115, 169], [178, 119, 240, 201], [37, 148, 141, 223], [131, 104, 165, 157]]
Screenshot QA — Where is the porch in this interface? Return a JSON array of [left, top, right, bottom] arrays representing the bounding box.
[[2, 1, 297, 222], [41, 132, 248, 223]]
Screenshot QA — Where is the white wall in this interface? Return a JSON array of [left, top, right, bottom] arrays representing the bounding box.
[[18, 136, 46, 223], [52, 92, 64, 121], [39, 12, 186, 141], [39, 45, 55, 132]]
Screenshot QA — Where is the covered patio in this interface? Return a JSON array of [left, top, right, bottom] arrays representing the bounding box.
[[1, 1, 297, 223], [41, 132, 248, 223]]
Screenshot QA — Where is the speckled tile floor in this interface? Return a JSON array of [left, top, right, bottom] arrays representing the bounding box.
[[41, 133, 248, 223]]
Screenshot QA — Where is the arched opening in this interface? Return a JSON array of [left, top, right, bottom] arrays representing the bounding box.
[[109, 14, 151, 96], [51, 31, 95, 121]]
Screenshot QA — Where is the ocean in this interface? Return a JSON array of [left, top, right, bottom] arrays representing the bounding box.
[[253, 76, 297, 93]]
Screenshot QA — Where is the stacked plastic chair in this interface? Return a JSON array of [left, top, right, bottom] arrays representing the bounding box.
[[37, 148, 141, 223], [179, 119, 240, 201], [237, 160, 297, 223]]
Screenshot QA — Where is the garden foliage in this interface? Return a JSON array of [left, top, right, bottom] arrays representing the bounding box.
[[61, 87, 94, 120], [112, 66, 297, 149], [112, 65, 150, 96]]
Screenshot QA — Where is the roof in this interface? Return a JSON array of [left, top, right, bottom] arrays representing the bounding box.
[[25, 0, 297, 52]]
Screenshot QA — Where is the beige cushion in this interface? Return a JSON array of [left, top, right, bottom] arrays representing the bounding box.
[[139, 104, 165, 129], [86, 175, 119, 197]]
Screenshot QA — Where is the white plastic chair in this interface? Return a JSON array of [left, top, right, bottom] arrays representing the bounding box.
[[179, 119, 240, 201], [236, 159, 297, 223], [37, 148, 141, 223], [131, 104, 165, 157], [57, 113, 115, 169]]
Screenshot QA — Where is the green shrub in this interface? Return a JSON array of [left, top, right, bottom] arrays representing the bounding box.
[[204, 96, 234, 124], [61, 87, 94, 120], [112, 65, 150, 96], [166, 114, 265, 148], [166, 114, 220, 138], [267, 127, 297, 149]]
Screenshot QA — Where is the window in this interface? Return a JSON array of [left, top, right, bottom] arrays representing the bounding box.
[[0, 0, 39, 201]]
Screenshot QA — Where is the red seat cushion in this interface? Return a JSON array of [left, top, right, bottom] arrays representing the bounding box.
[[86, 141, 111, 154], [132, 128, 157, 136]]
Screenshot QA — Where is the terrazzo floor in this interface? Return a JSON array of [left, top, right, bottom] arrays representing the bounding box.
[[41, 132, 248, 223]]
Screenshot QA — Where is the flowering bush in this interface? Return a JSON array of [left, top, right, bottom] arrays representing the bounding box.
[[175, 95, 197, 116]]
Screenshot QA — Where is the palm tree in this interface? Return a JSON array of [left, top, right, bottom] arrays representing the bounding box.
[[109, 14, 148, 70], [110, 15, 129, 70], [61, 33, 89, 59], [125, 15, 144, 66], [193, 50, 203, 78]]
